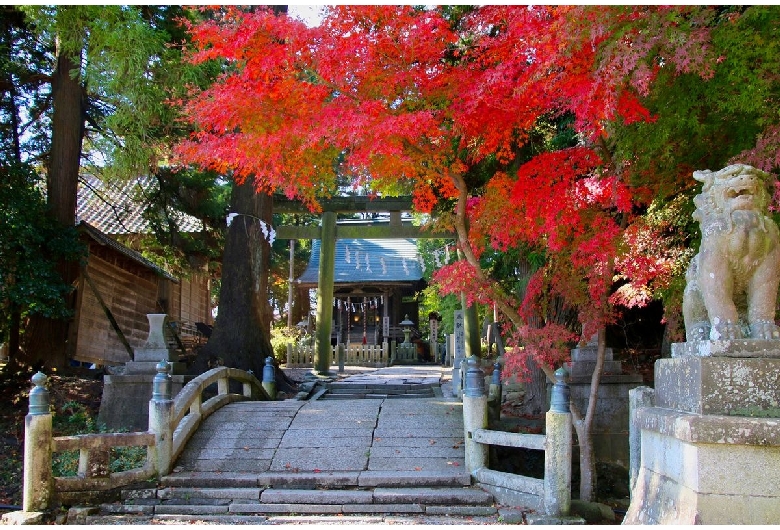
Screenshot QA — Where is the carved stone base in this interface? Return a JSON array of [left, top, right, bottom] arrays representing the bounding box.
[[134, 346, 177, 362], [625, 407, 780, 524], [627, 345, 780, 524], [655, 357, 780, 416], [672, 339, 780, 359]]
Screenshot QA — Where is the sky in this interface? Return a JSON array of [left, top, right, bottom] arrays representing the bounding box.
[[287, 5, 326, 27]]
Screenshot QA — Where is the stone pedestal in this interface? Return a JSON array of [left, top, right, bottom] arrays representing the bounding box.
[[98, 373, 190, 431], [98, 314, 190, 431], [625, 340, 780, 525], [565, 345, 643, 467]]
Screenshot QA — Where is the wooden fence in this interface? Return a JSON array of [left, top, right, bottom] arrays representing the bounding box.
[[285, 342, 390, 367]]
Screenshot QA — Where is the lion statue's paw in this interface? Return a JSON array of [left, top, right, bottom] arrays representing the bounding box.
[[750, 320, 780, 340], [709, 319, 743, 341]]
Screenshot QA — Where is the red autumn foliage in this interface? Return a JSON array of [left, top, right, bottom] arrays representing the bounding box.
[[174, 5, 730, 378]]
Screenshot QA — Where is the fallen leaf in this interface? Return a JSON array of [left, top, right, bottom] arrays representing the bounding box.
[[414, 467, 422, 471], [313, 468, 322, 473]]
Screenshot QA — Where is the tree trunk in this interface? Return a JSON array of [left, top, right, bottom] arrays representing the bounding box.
[[194, 181, 274, 375], [20, 47, 84, 369], [520, 359, 548, 415], [574, 326, 606, 502], [7, 307, 20, 362]]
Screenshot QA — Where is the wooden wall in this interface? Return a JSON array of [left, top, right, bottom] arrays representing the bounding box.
[[72, 241, 212, 366], [74, 251, 159, 366], [178, 273, 212, 327]]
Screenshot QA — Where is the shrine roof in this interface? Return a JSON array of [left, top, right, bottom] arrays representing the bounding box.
[[297, 238, 424, 286], [77, 175, 202, 235]]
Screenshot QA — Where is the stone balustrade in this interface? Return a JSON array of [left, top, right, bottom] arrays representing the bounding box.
[[21, 362, 269, 514], [462, 362, 574, 518]]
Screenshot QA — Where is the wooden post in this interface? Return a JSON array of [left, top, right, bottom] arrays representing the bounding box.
[[462, 293, 481, 358]]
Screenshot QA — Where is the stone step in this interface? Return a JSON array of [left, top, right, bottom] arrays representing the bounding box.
[[103, 485, 495, 518], [85, 509, 503, 525], [161, 469, 471, 488], [320, 392, 435, 399], [328, 385, 433, 396], [322, 383, 436, 399]]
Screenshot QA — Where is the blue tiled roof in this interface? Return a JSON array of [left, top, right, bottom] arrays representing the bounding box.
[[298, 238, 423, 285]]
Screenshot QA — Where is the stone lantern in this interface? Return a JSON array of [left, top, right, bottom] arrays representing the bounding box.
[[400, 314, 414, 344]]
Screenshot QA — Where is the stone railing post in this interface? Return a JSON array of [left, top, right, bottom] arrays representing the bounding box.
[[629, 386, 654, 496], [338, 344, 345, 373], [262, 356, 277, 399], [23, 372, 53, 512], [149, 361, 173, 476], [488, 361, 503, 423], [544, 367, 572, 516], [286, 343, 293, 366], [463, 359, 488, 475]]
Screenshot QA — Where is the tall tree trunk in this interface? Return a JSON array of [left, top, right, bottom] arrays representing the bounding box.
[[194, 181, 274, 375], [21, 48, 85, 369]]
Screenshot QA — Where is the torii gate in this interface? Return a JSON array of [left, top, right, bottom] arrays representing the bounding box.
[[274, 196, 452, 374]]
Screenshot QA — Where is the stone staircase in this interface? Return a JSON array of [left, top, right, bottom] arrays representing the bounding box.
[[320, 381, 437, 399], [86, 471, 498, 524]]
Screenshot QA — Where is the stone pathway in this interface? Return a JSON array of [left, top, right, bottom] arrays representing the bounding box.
[[174, 365, 465, 475]]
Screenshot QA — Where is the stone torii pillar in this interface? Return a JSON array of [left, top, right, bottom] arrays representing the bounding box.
[[314, 211, 337, 375]]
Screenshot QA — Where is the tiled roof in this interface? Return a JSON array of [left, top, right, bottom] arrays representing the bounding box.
[[77, 175, 202, 235], [78, 221, 177, 281], [297, 237, 424, 285]]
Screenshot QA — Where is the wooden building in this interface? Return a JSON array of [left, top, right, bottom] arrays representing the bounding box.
[[73, 176, 213, 366], [71, 222, 212, 366], [296, 235, 426, 345]]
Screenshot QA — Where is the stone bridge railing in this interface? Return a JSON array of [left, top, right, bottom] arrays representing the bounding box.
[[461, 360, 573, 518], [22, 362, 269, 513]]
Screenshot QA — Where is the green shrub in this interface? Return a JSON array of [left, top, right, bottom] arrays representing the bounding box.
[[270, 326, 304, 363], [51, 401, 147, 477]]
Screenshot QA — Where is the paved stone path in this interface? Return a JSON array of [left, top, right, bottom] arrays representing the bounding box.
[[173, 365, 466, 476]]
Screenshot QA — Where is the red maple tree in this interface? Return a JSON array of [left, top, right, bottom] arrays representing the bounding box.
[[175, 5, 741, 499]]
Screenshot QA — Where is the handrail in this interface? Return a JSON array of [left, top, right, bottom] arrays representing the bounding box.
[[22, 364, 269, 512], [462, 363, 572, 517], [169, 366, 269, 464], [52, 431, 157, 496], [472, 428, 546, 451]]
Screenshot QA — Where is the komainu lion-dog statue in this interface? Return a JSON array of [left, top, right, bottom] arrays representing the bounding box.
[[683, 164, 780, 342]]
